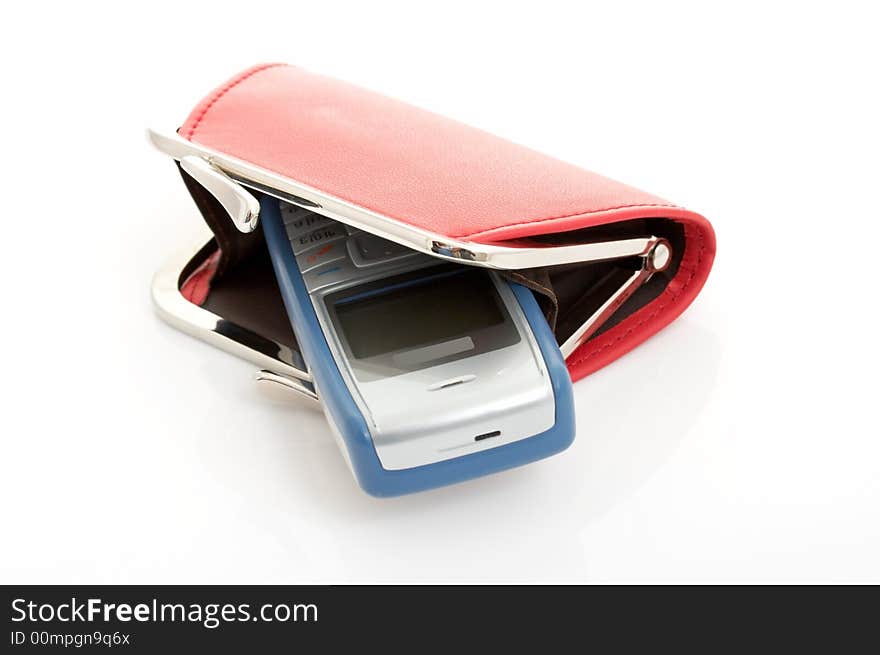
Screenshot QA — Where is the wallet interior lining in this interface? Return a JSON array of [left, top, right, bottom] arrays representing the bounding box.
[[180, 164, 687, 353], [506, 217, 685, 343], [192, 217, 685, 356]]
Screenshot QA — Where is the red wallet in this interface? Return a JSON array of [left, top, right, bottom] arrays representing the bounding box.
[[151, 63, 715, 383]]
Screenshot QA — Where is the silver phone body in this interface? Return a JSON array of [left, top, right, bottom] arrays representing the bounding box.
[[280, 202, 556, 471]]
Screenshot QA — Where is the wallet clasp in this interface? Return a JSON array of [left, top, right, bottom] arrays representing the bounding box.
[[558, 238, 672, 358], [179, 155, 261, 233]]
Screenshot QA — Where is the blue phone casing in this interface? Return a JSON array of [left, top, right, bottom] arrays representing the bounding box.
[[261, 196, 575, 496]]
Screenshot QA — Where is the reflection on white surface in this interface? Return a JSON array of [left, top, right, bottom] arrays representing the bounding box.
[[271, 320, 722, 582]]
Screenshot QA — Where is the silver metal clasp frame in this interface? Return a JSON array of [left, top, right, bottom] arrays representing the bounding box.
[[151, 228, 320, 407], [149, 127, 674, 363], [558, 237, 672, 358], [149, 128, 668, 272], [152, 230, 670, 403], [179, 155, 261, 233]]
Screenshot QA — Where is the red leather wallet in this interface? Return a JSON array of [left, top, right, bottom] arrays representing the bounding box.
[[152, 63, 715, 383]]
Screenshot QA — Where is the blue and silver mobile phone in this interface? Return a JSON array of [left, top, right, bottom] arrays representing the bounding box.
[[261, 196, 574, 496]]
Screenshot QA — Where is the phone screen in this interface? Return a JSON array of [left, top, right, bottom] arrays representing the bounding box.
[[327, 268, 521, 379]]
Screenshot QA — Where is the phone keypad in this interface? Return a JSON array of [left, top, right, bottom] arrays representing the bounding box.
[[303, 260, 360, 292], [282, 204, 330, 233], [297, 239, 348, 273], [290, 224, 347, 255], [347, 232, 415, 267], [282, 201, 434, 293]]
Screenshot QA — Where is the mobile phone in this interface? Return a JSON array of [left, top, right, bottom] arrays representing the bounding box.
[[261, 196, 574, 496]]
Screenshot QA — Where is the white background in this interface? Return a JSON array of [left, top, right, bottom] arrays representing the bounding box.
[[2, 1, 878, 583]]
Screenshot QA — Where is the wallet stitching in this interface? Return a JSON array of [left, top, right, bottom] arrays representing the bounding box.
[[569, 225, 706, 368], [184, 63, 286, 139], [179, 67, 702, 361], [458, 203, 682, 239], [174, 66, 707, 362]]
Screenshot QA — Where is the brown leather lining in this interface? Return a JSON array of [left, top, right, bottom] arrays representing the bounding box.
[[202, 251, 298, 350]]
